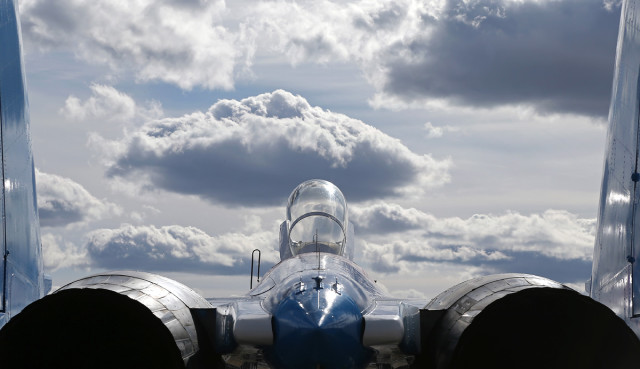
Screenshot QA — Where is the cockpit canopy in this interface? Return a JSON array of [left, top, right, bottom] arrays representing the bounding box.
[[285, 179, 348, 257]]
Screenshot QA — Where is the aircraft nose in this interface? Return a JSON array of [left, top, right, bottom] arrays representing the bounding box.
[[267, 287, 372, 369]]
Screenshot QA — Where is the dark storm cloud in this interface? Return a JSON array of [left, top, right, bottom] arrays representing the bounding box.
[[102, 90, 450, 206], [21, 0, 617, 116], [383, 0, 620, 116]]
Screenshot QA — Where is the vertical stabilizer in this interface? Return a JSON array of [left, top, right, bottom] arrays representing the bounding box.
[[0, 0, 45, 327], [592, 0, 640, 336]]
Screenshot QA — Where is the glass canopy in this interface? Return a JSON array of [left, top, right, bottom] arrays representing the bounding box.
[[286, 179, 348, 256]]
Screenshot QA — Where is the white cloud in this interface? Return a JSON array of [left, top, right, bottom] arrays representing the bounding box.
[[60, 84, 164, 124], [98, 90, 451, 205], [424, 122, 444, 138], [20, 0, 618, 116], [60, 84, 137, 122], [424, 122, 460, 138], [36, 169, 121, 227], [85, 224, 279, 273], [351, 202, 433, 234], [20, 0, 253, 90], [41, 221, 280, 274], [250, 0, 619, 116], [41, 233, 89, 271], [352, 203, 595, 279], [362, 238, 509, 273], [424, 210, 596, 261]]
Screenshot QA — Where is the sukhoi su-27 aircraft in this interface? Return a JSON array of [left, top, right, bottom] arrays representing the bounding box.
[[2, 0, 640, 368]]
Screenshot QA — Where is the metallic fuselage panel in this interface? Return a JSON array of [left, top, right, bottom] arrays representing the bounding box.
[[256, 253, 385, 314], [592, 0, 640, 333], [0, 0, 44, 323], [237, 253, 393, 367]]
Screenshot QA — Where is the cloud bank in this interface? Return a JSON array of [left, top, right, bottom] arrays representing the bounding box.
[[85, 224, 278, 274], [352, 202, 595, 282], [259, 0, 618, 116], [40, 201, 595, 283], [377, 0, 619, 116], [20, 0, 619, 117], [98, 89, 450, 205], [41, 223, 279, 273]]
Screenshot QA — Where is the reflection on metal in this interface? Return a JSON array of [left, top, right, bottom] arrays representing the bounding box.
[[58, 271, 213, 365], [0, 0, 44, 320], [632, 68, 640, 317], [591, 0, 640, 328], [250, 249, 261, 289], [3, 175, 640, 366], [1, 76, 5, 313]]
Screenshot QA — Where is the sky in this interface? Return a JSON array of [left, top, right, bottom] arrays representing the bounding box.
[[18, 0, 622, 299]]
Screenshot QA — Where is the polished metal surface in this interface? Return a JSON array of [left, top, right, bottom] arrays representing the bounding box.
[[58, 271, 212, 365], [215, 246, 406, 368], [230, 299, 272, 346], [362, 300, 405, 347], [0, 0, 45, 324], [257, 252, 384, 314], [230, 238, 424, 368], [591, 0, 640, 333]]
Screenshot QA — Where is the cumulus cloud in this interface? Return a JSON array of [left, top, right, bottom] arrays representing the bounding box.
[[85, 224, 278, 273], [98, 90, 450, 206], [20, 0, 253, 89], [353, 202, 595, 281], [362, 238, 509, 274], [21, 0, 618, 117], [36, 169, 121, 227], [41, 222, 279, 274], [40, 201, 595, 282], [60, 83, 162, 123], [41, 233, 89, 271], [351, 202, 432, 234], [255, 0, 619, 117], [380, 0, 619, 116], [423, 210, 596, 260]]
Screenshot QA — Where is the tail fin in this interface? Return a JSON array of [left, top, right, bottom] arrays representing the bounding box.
[[0, 0, 46, 327], [591, 0, 640, 335]]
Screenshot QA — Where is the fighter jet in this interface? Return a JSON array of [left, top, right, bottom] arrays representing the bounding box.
[[1, 0, 640, 368]]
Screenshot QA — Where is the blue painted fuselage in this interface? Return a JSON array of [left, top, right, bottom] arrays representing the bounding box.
[[253, 253, 384, 369]]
